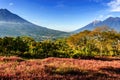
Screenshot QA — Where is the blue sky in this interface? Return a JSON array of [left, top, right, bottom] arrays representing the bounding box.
[[0, 0, 120, 32]]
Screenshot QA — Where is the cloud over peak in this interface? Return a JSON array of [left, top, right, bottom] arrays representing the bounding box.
[[107, 0, 120, 12]]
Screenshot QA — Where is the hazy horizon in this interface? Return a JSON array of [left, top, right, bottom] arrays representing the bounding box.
[[0, 0, 120, 32]]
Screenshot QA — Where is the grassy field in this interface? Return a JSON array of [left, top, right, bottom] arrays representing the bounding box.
[[0, 56, 120, 80]]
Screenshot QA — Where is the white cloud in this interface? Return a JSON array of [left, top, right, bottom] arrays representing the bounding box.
[[9, 3, 14, 6], [105, 14, 114, 18], [95, 14, 113, 21], [98, 15, 104, 19], [107, 0, 120, 12], [94, 14, 104, 20]]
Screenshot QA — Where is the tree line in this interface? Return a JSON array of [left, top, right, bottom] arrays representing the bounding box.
[[0, 26, 120, 59], [0, 36, 72, 58]]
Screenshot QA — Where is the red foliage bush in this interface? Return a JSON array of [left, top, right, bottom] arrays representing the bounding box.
[[0, 57, 119, 80]]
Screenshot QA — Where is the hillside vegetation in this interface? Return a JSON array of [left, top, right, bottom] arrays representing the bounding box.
[[0, 26, 120, 59], [68, 26, 120, 58]]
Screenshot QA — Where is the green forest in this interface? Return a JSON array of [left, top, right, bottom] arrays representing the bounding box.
[[0, 26, 120, 59]]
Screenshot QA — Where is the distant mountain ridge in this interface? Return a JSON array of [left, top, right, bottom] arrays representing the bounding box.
[[0, 9, 68, 40], [74, 17, 120, 33]]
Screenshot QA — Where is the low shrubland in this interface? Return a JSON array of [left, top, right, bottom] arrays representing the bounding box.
[[0, 57, 119, 80]]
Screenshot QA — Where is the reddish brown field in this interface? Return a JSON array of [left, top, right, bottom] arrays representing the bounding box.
[[0, 56, 120, 80]]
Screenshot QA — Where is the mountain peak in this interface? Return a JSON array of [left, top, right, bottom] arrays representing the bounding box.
[[0, 8, 9, 11], [74, 17, 120, 33], [90, 20, 101, 27], [0, 9, 12, 15], [107, 17, 120, 19], [106, 17, 120, 21], [106, 17, 114, 19], [0, 9, 28, 23], [0, 9, 67, 40], [92, 20, 101, 24]]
